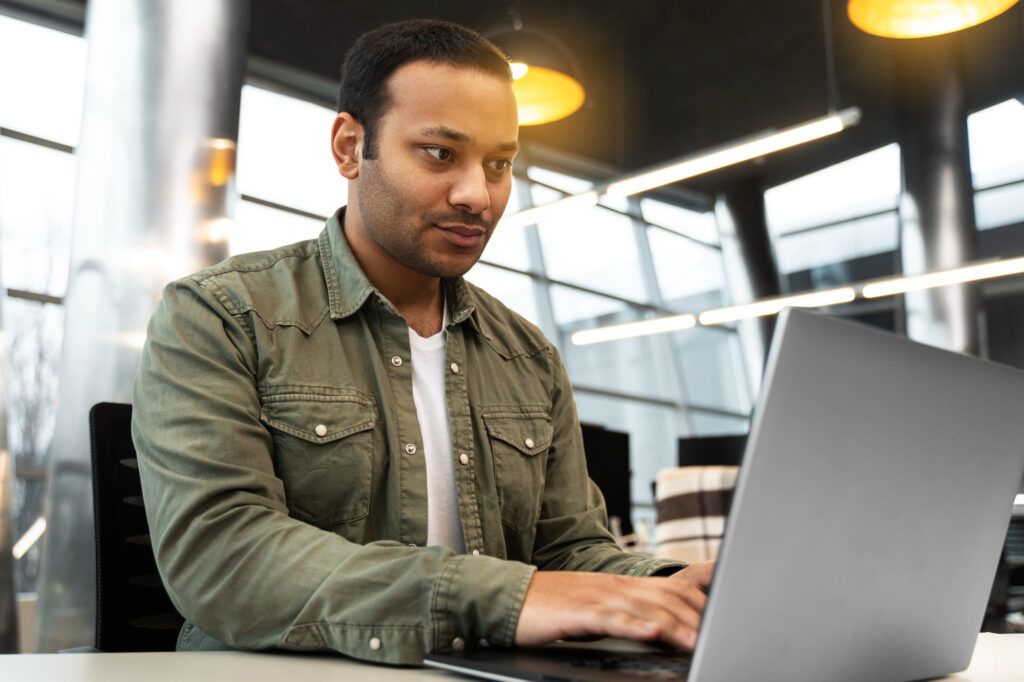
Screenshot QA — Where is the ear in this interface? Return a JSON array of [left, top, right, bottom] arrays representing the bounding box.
[[331, 112, 363, 180]]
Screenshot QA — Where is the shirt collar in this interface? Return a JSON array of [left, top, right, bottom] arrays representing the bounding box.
[[319, 206, 479, 327]]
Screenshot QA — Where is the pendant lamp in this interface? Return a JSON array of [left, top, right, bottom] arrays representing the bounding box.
[[487, 26, 586, 126], [848, 0, 1019, 38]]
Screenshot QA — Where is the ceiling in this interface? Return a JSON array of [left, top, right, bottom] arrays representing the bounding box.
[[15, 0, 1024, 199]]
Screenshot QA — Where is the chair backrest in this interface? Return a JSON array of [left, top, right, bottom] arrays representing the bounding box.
[[654, 465, 738, 564], [90, 402, 183, 651]]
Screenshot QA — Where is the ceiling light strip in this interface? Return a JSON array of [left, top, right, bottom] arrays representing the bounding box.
[[499, 108, 860, 229], [861, 256, 1024, 298], [571, 313, 697, 346], [698, 287, 857, 327], [605, 107, 862, 199], [571, 255, 1024, 346]]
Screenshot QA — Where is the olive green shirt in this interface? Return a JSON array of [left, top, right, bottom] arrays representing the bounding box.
[[132, 208, 683, 665]]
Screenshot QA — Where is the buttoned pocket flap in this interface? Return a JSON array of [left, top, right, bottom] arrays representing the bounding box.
[[260, 391, 378, 444], [482, 412, 553, 456]]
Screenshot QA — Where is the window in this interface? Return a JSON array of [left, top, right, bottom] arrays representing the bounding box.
[[0, 14, 83, 594], [0, 15, 86, 146], [464, 263, 539, 324], [765, 144, 902, 291], [237, 85, 346, 216], [0, 137, 75, 296], [641, 198, 719, 245], [764, 144, 901, 236], [537, 201, 649, 302], [969, 99, 1024, 231]]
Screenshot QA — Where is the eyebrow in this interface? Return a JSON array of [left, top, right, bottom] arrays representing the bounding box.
[[417, 125, 520, 154]]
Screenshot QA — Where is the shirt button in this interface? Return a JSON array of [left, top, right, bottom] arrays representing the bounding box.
[[369, 637, 381, 651], [452, 636, 465, 651], [459, 453, 469, 466], [525, 437, 535, 449], [405, 443, 417, 455], [472, 549, 481, 556], [450, 362, 460, 374], [314, 424, 328, 437], [391, 356, 402, 367]]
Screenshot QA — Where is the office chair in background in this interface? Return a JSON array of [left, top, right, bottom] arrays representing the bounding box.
[[89, 402, 182, 651]]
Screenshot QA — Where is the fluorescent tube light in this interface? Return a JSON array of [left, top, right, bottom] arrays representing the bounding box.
[[571, 313, 697, 346], [605, 108, 861, 199], [499, 191, 599, 230], [862, 256, 1024, 298], [698, 287, 856, 327], [12, 516, 46, 560]]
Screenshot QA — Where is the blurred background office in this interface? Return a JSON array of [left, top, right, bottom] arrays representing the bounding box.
[[0, 0, 1022, 655]]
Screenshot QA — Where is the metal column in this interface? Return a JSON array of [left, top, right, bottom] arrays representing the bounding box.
[[34, 0, 249, 651], [895, 35, 980, 355]]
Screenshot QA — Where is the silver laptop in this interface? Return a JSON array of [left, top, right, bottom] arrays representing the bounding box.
[[425, 308, 1024, 682]]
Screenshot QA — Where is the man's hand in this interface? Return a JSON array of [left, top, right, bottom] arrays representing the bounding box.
[[514, 563, 715, 651], [669, 561, 715, 592]]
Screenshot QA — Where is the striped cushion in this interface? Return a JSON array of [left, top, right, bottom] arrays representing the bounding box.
[[654, 466, 738, 563]]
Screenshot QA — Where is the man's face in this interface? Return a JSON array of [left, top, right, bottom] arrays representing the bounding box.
[[353, 60, 519, 279]]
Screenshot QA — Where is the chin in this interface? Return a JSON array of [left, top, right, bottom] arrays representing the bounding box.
[[432, 256, 480, 279]]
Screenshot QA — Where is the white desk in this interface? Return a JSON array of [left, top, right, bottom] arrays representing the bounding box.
[[2, 634, 1023, 681]]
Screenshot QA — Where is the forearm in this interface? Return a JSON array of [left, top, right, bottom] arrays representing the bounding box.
[[143, 473, 534, 663], [531, 506, 685, 576]]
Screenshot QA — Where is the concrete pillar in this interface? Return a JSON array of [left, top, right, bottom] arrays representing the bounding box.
[[35, 0, 249, 651], [716, 176, 782, 394], [895, 35, 980, 355]]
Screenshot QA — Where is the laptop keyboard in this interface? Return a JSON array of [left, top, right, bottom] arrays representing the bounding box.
[[567, 653, 692, 679]]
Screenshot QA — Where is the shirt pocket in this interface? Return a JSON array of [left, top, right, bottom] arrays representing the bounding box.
[[482, 408, 553, 534], [260, 388, 379, 528]]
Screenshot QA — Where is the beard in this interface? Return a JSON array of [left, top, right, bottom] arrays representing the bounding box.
[[355, 159, 495, 279]]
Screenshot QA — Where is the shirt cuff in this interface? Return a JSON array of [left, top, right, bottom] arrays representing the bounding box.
[[432, 554, 537, 652]]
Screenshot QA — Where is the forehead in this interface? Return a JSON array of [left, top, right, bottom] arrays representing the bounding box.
[[379, 60, 519, 146]]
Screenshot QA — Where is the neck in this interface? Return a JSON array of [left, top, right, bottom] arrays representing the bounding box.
[[342, 209, 445, 334]]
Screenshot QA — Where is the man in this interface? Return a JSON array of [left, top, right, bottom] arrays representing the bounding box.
[[133, 19, 711, 666]]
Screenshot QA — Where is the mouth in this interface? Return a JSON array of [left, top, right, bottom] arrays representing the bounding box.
[[434, 223, 486, 248]]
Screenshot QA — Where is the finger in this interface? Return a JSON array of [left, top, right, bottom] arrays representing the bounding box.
[[670, 561, 715, 591], [600, 611, 662, 643], [608, 586, 702, 645], [687, 561, 715, 589], [596, 601, 697, 651], [656, 578, 708, 615]]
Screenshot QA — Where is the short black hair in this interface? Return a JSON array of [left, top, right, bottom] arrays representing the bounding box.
[[337, 19, 512, 159]]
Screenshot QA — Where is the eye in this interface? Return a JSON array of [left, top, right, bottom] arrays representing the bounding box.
[[487, 158, 512, 173], [424, 146, 454, 162]]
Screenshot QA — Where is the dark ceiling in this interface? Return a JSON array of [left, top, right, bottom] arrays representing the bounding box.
[[19, 0, 1024, 198], [247, 0, 1024, 196]]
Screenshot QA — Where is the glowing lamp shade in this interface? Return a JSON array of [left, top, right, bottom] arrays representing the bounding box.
[[510, 62, 586, 126], [848, 0, 1019, 38], [488, 28, 586, 126]]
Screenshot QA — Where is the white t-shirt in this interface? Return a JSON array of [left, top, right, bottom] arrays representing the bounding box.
[[408, 306, 466, 553]]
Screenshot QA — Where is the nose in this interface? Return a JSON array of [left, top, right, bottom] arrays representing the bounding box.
[[448, 165, 490, 216]]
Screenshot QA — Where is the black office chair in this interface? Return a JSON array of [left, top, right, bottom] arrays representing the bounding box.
[[90, 402, 183, 651]]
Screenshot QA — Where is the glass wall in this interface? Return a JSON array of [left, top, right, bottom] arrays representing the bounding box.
[[469, 168, 750, 515], [968, 99, 1024, 232], [764, 144, 902, 296], [0, 14, 81, 594]]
